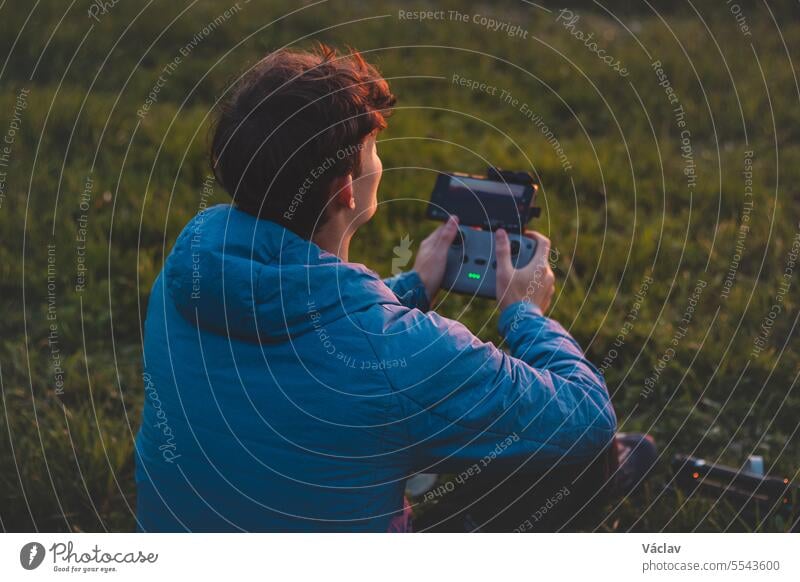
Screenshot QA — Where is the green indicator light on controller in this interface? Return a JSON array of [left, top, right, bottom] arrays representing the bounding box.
[[467, 272, 481, 280]]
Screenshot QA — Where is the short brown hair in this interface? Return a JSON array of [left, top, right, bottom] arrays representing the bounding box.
[[210, 45, 395, 238]]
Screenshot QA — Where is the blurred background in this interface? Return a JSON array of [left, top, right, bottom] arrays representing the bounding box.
[[1, 0, 798, 531]]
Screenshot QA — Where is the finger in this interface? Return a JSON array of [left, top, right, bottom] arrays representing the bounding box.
[[439, 215, 459, 245], [495, 228, 512, 274], [528, 231, 551, 265], [429, 215, 455, 240]]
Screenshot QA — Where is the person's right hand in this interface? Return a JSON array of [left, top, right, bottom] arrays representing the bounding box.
[[495, 229, 555, 313]]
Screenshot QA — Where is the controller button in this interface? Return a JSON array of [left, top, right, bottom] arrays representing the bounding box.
[[510, 240, 520, 255], [491, 261, 496, 269], [474, 258, 487, 266], [462, 255, 469, 263], [451, 230, 464, 246]]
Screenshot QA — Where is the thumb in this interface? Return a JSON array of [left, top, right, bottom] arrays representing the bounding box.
[[495, 228, 512, 275], [439, 215, 459, 246]]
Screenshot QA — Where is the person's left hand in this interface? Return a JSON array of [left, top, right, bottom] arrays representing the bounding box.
[[412, 215, 459, 303]]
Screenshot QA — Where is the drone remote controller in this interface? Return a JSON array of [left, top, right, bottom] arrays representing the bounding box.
[[428, 167, 541, 299], [443, 227, 537, 298]]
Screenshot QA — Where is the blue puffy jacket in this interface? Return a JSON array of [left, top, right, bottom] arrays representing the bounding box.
[[135, 204, 616, 532]]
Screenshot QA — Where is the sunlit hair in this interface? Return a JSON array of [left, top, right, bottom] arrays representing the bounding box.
[[210, 44, 396, 239]]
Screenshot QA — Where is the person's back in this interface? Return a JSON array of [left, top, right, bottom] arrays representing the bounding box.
[[137, 206, 414, 531], [135, 46, 617, 532]]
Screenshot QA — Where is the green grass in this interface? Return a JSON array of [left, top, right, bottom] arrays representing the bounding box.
[[1, 0, 798, 531]]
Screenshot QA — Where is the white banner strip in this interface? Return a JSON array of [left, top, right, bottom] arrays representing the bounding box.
[[1, 533, 797, 580]]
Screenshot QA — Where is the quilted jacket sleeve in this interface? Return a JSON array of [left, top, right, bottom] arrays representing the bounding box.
[[383, 270, 430, 312], [364, 301, 617, 473]]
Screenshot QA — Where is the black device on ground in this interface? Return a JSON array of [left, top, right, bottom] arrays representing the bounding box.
[[427, 168, 541, 298], [672, 454, 798, 530]]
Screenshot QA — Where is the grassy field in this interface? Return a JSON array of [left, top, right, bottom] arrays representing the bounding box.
[[1, 0, 798, 532]]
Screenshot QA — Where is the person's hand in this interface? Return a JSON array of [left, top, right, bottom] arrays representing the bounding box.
[[495, 229, 555, 313], [412, 216, 459, 302]]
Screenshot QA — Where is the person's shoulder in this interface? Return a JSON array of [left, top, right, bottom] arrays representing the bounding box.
[[353, 303, 482, 354], [354, 301, 428, 332]]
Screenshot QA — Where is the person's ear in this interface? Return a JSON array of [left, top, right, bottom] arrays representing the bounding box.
[[331, 175, 355, 210]]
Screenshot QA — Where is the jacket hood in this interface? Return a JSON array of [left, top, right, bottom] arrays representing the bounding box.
[[164, 204, 398, 342]]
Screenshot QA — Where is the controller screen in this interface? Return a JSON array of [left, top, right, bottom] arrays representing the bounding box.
[[428, 174, 532, 229]]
